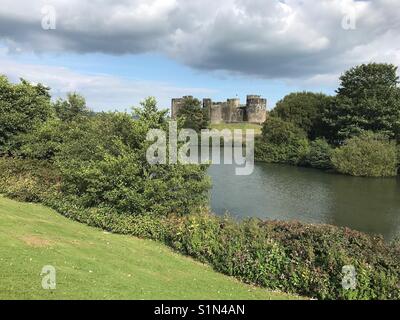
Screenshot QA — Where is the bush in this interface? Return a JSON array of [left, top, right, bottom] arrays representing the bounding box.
[[0, 157, 59, 202], [305, 138, 334, 170], [256, 117, 309, 165], [332, 132, 398, 177]]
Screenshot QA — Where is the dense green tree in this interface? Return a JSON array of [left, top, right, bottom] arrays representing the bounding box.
[[331, 132, 398, 177], [132, 96, 168, 129], [0, 76, 53, 154], [54, 92, 91, 122], [261, 116, 307, 144], [16, 119, 64, 160], [271, 92, 332, 139], [56, 97, 211, 216], [322, 63, 400, 144], [176, 96, 209, 132], [256, 117, 309, 165]]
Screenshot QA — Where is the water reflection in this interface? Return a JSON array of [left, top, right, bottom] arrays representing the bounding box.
[[208, 161, 400, 240]]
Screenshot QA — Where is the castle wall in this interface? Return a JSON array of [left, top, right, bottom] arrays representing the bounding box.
[[246, 95, 267, 124], [224, 99, 244, 123], [210, 102, 223, 124]]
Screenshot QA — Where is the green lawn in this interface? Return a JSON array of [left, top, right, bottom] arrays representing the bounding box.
[[0, 196, 300, 300], [210, 123, 262, 135]]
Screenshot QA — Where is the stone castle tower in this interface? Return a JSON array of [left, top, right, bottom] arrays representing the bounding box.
[[171, 95, 267, 124]]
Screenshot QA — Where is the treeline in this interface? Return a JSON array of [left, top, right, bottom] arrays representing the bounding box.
[[256, 63, 400, 177]]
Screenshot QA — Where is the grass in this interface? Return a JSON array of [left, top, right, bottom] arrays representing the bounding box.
[[210, 123, 262, 135], [0, 196, 300, 300]]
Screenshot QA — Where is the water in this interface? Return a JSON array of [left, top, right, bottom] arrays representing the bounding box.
[[208, 161, 400, 240]]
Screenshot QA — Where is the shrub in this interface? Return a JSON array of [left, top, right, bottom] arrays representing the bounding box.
[[256, 117, 309, 165], [0, 157, 59, 202], [305, 138, 334, 170], [332, 132, 398, 177]]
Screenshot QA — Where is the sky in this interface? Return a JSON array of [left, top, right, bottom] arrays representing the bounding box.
[[0, 0, 399, 111]]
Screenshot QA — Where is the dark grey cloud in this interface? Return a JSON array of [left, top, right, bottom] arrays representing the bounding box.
[[0, 0, 399, 80]]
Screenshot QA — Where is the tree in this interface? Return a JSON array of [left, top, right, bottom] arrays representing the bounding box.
[[0, 76, 53, 154], [331, 132, 398, 177], [175, 96, 209, 132], [56, 97, 211, 216], [54, 92, 91, 122], [256, 117, 309, 165], [322, 63, 400, 144], [271, 92, 332, 139], [132, 96, 168, 128]]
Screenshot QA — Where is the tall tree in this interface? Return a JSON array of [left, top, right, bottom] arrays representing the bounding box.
[[175, 96, 209, 132], [271, 91, 332, 139], [322, 63, 400, 144]]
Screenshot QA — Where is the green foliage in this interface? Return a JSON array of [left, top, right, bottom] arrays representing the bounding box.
[[332, 132, 398, 177], [54, 92, 92, 122], [15, 119, 65, 160], [0, 76, 53, 154], [0, 157, 59, 202], [54, 98, 211, 216], [305, 138, 334, 170], [271, 92, 332, 139], [322, 63, 400, 144], [256, 117, 309, 165], [176, 96, 209, 132]]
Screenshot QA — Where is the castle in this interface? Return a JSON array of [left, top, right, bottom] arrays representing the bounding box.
[[171, 95, 267, 124]]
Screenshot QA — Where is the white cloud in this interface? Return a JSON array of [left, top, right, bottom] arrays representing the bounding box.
[[0, 0, 399, 80], [0, 55, 216, 111]]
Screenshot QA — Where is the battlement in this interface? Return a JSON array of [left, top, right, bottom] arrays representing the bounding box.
[[171, 95, 267, 124]]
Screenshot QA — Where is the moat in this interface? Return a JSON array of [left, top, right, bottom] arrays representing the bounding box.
[[209, 161, 400, 240]]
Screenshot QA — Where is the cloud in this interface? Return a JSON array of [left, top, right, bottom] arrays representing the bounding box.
[[0, 54, 216, 111], [0, 0, 399, 80]]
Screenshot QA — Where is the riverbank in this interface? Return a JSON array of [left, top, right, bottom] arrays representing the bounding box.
[[209, 162, 400, 240]]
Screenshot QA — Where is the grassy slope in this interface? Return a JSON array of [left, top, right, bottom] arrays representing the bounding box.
[[0, 196, 300, 300]]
